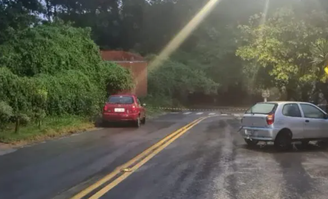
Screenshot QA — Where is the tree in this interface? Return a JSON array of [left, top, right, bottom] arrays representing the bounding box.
[[236, 7, 328, 101], [0, 0, 43, 44], [309, 38, 328, 103], [44, 0, 123, 49], [147, 55, 219, 104]]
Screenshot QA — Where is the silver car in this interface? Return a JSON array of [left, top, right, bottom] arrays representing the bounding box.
[[239, 101, 328, 149]]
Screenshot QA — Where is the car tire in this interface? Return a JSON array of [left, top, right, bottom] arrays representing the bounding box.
[[101, 119, 108, 127], [134, 117, 141, 128], [141, 117, 146, 125], [301, 140, 310, 146], [274, 131, 292, 151], [317, 140, 328, 147], [244, 139, 258, 147]]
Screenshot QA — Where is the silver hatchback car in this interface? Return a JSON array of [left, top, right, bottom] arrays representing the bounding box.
[[239, 101, 328, 149]]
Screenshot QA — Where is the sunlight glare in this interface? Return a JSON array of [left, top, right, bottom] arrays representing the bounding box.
[[148, 0, 221, 71], [259, 0, 270, 27]]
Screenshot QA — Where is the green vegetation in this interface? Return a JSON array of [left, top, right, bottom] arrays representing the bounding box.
[[0, 116, 94, 144], [237, 6, 328, 101], [147, 55, 219, 106], [0, 11, 133, 143], [1, 0, 328, 143]]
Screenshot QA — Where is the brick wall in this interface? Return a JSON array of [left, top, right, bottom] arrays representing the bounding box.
[[101, 51, 148, 97], [117, 62, 148, 97]]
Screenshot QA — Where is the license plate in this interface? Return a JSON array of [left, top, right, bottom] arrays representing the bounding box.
[[114, 108, 125, 112]]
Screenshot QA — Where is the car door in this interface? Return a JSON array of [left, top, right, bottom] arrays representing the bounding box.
[[300, 103, 328, 138], [281, 103, 304, 139]]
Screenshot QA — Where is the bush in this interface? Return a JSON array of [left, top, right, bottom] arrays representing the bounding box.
[[0, 23, 133, 131], [0, 67, 37, 112], [98, 62, 134, 96], [0, 101, 13, 128], [148, 57, 219, 103], [34, 70, 101, 116], [0, 22, 102, 77], [0, 65, 133, 123]]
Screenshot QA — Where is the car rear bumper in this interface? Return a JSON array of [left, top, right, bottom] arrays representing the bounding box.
[[102, 112, 139, 122], [239, 126, 279, 141]]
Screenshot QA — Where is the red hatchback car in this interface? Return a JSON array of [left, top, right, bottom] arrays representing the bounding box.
[[102, 94, 146, 127]]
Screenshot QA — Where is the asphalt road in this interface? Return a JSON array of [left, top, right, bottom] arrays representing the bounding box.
[[1, 111, 328, 199]]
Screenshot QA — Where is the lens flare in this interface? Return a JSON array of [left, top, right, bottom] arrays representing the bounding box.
[[259, 0, 270, 27], [148, 0, 221, 72]]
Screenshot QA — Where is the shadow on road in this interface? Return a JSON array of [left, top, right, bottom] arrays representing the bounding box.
[[241, 143, 328, 154], [93, 116, 137, 128], [97, 122, 137, 128]]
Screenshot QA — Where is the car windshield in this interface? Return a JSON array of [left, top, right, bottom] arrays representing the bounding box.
[[246, 103, 277, 114], [108, 96, 134, 104]]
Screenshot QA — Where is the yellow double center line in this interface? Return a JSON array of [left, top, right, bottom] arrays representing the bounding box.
[[71, 116, 208, 199]]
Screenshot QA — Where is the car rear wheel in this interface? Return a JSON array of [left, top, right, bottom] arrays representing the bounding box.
[[244, 139, 258, 147], [317, 140, 328, 147], [101, 119, 109, 127], [274, 131, 292, 151]]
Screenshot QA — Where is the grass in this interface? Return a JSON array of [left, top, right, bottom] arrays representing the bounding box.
[[146, 106, 165, 119], [142, 96, 185, 117], [0, 116, 95, 145], [0, 104, 166, 145]]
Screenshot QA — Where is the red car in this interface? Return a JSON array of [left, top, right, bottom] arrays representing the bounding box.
[[102, 94, 146, 127]]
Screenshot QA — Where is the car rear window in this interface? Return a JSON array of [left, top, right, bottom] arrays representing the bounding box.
[[246, 103, 277, 114], [108, 96, 134, 104]]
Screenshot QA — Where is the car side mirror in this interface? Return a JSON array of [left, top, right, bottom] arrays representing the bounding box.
[[142, 103, 146, 107]]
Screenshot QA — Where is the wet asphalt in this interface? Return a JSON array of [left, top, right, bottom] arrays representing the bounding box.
[[1, 111, 328, 199]]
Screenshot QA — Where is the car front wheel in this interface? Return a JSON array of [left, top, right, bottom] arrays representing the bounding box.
[[134, 117, 141, 128], [141, 117, 146, 124]]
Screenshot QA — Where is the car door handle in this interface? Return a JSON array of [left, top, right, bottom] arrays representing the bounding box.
[[305, 120, 309, 123]]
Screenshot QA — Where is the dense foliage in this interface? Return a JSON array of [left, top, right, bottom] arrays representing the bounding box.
[[147, 55, 219, 104], [237, 5, 328, 101], [0, 20, 132, 130]]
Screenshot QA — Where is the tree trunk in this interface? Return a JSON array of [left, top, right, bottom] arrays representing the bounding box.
[[318, 81, 328, 102], [300, 84, 312, 102], [15, 118, 20, 133], [286, 88, 294, 101], [301, 90, 309, 102]]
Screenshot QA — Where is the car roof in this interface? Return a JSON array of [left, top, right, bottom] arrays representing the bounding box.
[[259, 101, 314, 105], [110, 94, 136, 97]]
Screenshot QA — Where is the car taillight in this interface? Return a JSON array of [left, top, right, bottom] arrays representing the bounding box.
[[266, 114, 275, 125], [103, 105, 111, 112], [131, 105, 137, 113]]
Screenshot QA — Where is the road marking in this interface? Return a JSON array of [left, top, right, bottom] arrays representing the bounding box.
[[184, 112, 192, 115], [234, 114, 241, 117], [209, 113, 216, 116], [196, 112, 203, 115], [71, 117, 207, 199], [221, 114, 228, 116]]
